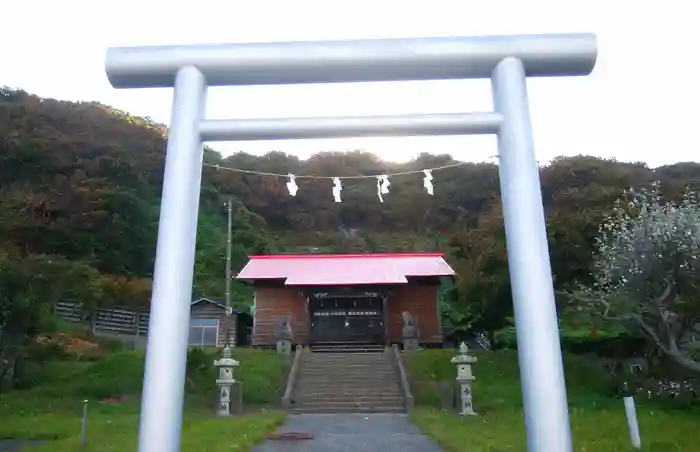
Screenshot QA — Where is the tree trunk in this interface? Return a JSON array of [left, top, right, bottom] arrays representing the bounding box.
[[665, 349, 700, 374], [0, 352, 17, 393]]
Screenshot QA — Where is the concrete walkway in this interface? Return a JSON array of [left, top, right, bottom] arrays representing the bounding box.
[[252, 413, 443, 452], [0, 440, 45, 452]]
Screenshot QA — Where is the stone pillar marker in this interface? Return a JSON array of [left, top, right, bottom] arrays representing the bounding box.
[[451, 342, 477, 416], [213, 345, 239, 416]]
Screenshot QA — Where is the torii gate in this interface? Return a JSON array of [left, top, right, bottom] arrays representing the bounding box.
[[105, 33, 597, 452]]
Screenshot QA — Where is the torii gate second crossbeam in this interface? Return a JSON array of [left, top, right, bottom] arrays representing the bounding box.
[[105, 33, 598, 452]]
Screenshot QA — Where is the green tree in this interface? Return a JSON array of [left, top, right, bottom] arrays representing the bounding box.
[[0, 251, 105, 389]]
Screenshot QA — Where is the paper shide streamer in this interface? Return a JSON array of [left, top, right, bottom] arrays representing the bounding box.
[[286, 174, 298, 196], [376, 175, 390, 202], [332, 177, 342, 203], [423, 169, 434, 195]]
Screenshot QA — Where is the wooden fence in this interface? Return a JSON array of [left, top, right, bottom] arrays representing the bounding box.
[[55, 301, 150, 337]]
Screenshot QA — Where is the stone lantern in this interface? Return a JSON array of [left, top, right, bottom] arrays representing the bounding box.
[[213, 345, 239, 416], [451, 342, 477, 416]]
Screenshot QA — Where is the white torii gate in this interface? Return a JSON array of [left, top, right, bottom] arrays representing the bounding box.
[[105, 33, 598, 452]]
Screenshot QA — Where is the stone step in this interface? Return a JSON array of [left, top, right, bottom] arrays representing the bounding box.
[[306, 350, 388, 355], [296, 385, 400, 392], [298, 380, 397, 385], [296, 392, 403, 398], [302, 364, 391, 369], [295, 395, 404, 403], [298, 375, 397, 381], [296, 382, 400, 388], [303, 358, 391, 362], [301, 365, 394, 370], [290, 406, 406, 414], [295, 390, 403, 397], [302, 363, 391, 367], [302, 365, 392, 368], [295, 389, 402, 396], [298, 366, 396, 377], [302, 358, 392, 363], [301, 360, 394, 366], [290, 407, 405, 414], [296, 379, 397, 386], [309, 344, 386, 353], [303, 360, 390, 365], [299, 371, 396, 377], [310, 348, 385, 354], [307, 353, 389, 356], [292, 400, 405, 406], [305, 356, 389, 360], [301, 361, 394, 366], [297, 384, 399, 388], [290, 402, 405, 414], [295, 386, 402, 393], [299, 370, 396, 376], [303, 364, 391, 367], [296, 387, 401, 393], [300, 371, 395, 376], [305, 351, 388, 355], [292, 394, 405, 406]]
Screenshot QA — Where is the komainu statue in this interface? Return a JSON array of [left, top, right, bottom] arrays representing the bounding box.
[[274, 315, 294, 342], [274, 315, 294, 356], [401, 311, 418, 338], [401, 311, 419, 351]]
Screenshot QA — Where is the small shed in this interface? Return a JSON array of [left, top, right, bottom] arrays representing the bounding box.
[[189, 298, 253, 347], [236, 253, 456, 347]]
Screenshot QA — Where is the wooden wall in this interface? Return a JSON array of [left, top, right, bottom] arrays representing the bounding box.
[[251, 284, 441, 346], [252, 287, 307, 346], [387, 285, 442, 345]]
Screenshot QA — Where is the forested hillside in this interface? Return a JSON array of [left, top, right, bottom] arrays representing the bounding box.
[[2, 86, 700, 338]]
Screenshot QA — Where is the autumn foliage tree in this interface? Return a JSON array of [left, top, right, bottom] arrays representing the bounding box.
[[3, 86, 700, 361]]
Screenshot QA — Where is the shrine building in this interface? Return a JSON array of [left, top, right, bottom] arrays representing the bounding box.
[[236, 253, 456, 347]]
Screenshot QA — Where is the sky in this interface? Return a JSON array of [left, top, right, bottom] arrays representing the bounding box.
[[2, 0, 697, 168]]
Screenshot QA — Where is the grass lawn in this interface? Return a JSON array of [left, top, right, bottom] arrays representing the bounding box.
[[0, 347, 289, 450], [404, 349, 699, 452], [0, 409, 285, 452]]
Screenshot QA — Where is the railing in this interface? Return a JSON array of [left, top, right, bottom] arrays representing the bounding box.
[[281, 345, 303, 408], [392, 344, 415, 411]]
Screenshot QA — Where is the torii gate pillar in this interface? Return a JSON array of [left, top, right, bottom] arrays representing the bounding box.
[[106, 33, 597, 452]]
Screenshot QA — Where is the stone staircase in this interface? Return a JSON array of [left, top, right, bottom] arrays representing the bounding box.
[[290, 345, 406, 414]]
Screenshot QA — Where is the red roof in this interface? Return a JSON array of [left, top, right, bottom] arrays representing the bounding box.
[[236, 253, 455, 286]]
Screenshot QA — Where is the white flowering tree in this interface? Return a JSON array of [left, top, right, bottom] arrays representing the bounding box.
[[566, 182, 700, 373]]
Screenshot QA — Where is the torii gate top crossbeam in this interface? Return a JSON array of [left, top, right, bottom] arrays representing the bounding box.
[[106, 33, 597, 89]]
